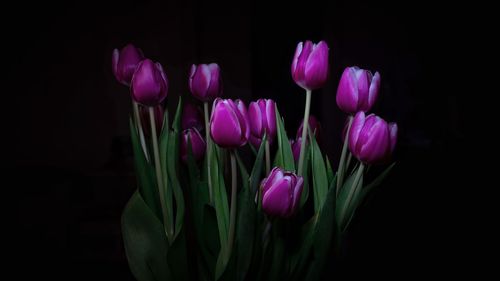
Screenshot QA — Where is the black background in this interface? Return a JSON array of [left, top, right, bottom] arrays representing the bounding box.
[[5, 0, 466, 279]]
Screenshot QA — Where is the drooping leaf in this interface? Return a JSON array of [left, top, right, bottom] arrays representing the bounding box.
[[121, 191, 172, 281]]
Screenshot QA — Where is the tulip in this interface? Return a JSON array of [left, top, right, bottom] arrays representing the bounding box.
[[291, 40, 329, 91], [336, 66, 381, 114], [210, 99, 249, 148], [182, 103, 204, 132], [348, 111, 397, 164], [139, 105, 164, 136], [296, 115, 321, 142], [112, 43, 144, 86], [248, 99, 277, 148], [261, 167, 304, 218], [180, 128, 206, 164], [131, 59, 168, 106], [189, 63, 222, 102]]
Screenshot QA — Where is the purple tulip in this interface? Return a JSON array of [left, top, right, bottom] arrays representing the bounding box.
[[139, 105, 164, 136], [290, 138, 302, 162], [291, 40, 330, 91], [182, 103, 204, 132], [336, 66, 381, 114], [261, 167, 304, 218], [180, 128, 206, 164], [248, 99, 277, 148], [296, 115, 321, 142], [348, 111, 397, 164], [210, 99, 249, 148], [112, 44, 144, 86], [189, 63, 222, 102], [131, 59, 168, 106]]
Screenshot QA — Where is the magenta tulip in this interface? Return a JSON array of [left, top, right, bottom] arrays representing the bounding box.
[[296, 115, 321, 142], [210, 99, 249, 148], [182, 103, 204, 132], [112, 44, 144, 86], [131, 59, 168, 106], [348, 111, 397, 164], [180, 128, 206, 164], [290, 138, 302, 162], [248, 99, 277, 148], [336, 66, 381, 114], [261, 167, 304, 218], [291, 40, 329, 91], [139, 105, 164, 136], [189, 63, 222, 102]]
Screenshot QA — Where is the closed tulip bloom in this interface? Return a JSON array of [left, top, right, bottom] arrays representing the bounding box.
[[336, 66, 381, 114], [210, 99, 249, 148], [291, 40, 329, 91], [131, 59, 168, 106], [139, 105, 164, 136], [296, 115, 321, 141], [348, 111, 397, 164], [112, 43, 144, 86], [180, 128, 206, 164], [189, 63, 222, 102], [248, 99, 277, 148], [182, 103, 204, 132], [261, 167, 304, 218]]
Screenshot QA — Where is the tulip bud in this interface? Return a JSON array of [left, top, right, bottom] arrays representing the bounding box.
[[139, 105, 164, 136], [290, 138, 302, 162], [348, 111, 397, 164], [189, 63, 222, 102], [112, 44, 144, 86], [296, 115, 321, 142], [336, 66, 381, 114], [131, 59, 168, 106], [291, 40, 330, 91], [182, 103, 204, 132], [180, 128, 206, 164], [248, 99, 277, 148], [261, 167, 304, 218], [210, 99, 249, 148]]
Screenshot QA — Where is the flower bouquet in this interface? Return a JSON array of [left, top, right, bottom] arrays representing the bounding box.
[[112, 40, 397, 281]]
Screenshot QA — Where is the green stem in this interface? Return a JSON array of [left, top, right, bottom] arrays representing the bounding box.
[[337, 116, 353, 196], [228, 151, 238, 257], [297, 89, 312, 176], [204, 102, 214, 204], [339, 163, 364, 227], [133, 101, 150, 162], [149, 107, 172, 241], [265, 138, 271, 175]]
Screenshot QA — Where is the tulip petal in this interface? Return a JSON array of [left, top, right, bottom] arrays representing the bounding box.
[[336, 67, 359, 114], [262, 178, 292, 217], [348, 111, 366, 154], [261, 167, 284, 194], [210, 100, 242, 148], [112, 49, 120, 82], [388, 122, 398, 154], [206, 63, 222, 99], [304, 41, 329, 90], [367, 71, 381, 111], [292, 41, 313, 89], [265, 99, 276, 140], [249, 101, 263, 137], [191, 64, 211, 101], [290, 176, 304, 214], [357, 118, 390, 163]]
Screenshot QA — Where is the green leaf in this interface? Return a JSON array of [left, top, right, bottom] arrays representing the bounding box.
[[304, 181, 338, 281], [299, 144, 311, 209], [336, 164, 364, 232], [325, 155, 334, 186], [289, 214, 317, 281], [235, 186, 256, 281], [361, 162, 396, 200], [250, 134, 267, 193], [275, 105, 295, 171], [310, 131, 328, 212], [121, 191, 172, 281], [167, 227, 189, 280], [234, 151, 249, 190], [158, 110, 174, 239], [167, 129, 185, 239], [210, 144, 229, 252], [129, 118, 162, 220]]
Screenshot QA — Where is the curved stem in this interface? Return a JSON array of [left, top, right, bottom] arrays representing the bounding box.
[[228, 151, 238, 256], [297, 89, 312, 176], [265, 138, 271, 175], [337, 116, 353, 196], [204, 102, 214, 204], [149, 107, 171, 240]]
